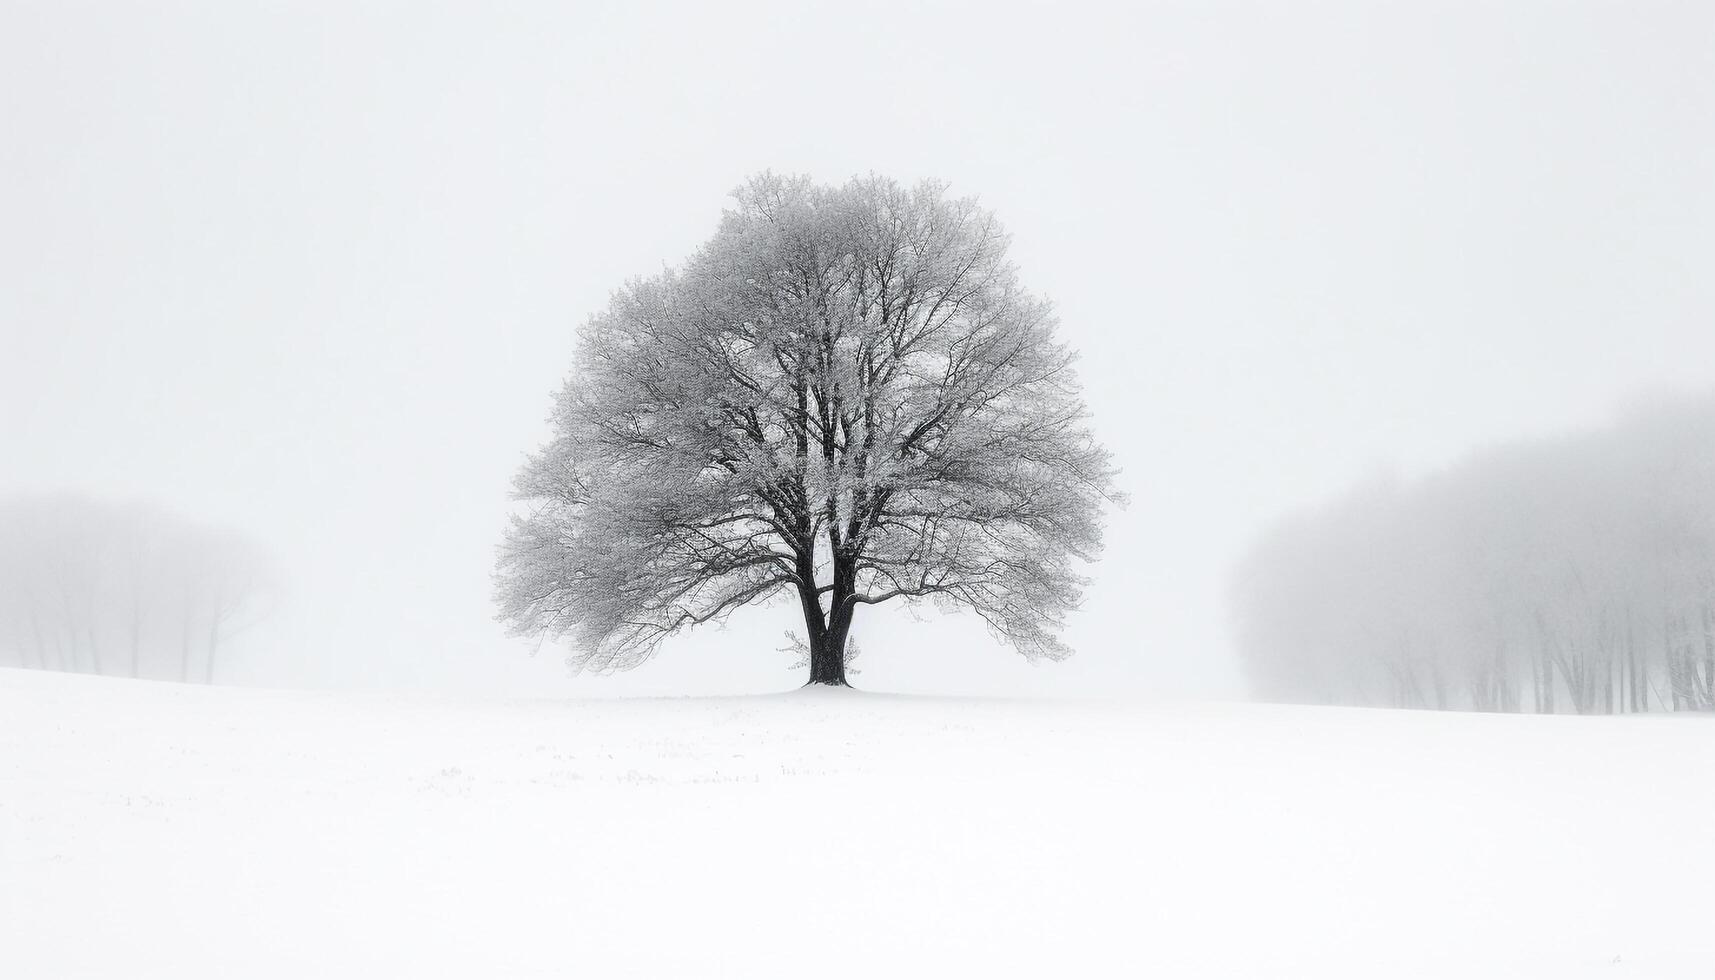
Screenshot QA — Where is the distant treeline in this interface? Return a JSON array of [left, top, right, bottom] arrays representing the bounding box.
[[0, 495, 268, 683], [1234, 397, 1715, 713]]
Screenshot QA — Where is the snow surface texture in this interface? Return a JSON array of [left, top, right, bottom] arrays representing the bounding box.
[[3, 667, 1712, 978]]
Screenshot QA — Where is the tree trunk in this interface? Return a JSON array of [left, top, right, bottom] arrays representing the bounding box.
[[1702, 603, 1715, 710], [1536, 641, 1550, 717], [793, 571, 846, 687], [796, 541, 856, 687], [30, 609, 46, 671], [1533, 614, 1556, 715], [807, 630, 848, 686], [180, 604, 193, 683], [205, 609, 220, 686], [130, 602, 142, 679]]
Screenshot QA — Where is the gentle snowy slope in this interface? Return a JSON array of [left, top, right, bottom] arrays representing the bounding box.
[[2, 668, 1711, 978]]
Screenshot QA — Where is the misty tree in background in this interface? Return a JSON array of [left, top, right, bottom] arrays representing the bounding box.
[[1233, 396, 1715, 713], [0, 495, 270, 682], [496, 174, 1120, 686]]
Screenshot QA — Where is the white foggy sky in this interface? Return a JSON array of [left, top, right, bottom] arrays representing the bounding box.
[[2, 0, 1711, 698]]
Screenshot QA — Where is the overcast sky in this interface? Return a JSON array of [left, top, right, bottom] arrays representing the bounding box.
[[3, 0, 1711, 699]]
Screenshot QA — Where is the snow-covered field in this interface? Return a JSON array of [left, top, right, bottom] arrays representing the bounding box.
[[2, 667, 1711, 978]]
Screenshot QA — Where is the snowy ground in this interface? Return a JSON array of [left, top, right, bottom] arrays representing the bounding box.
[[2, 667, 1712, 978]]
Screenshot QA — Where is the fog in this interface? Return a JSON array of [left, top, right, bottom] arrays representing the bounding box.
[[0, 494, 269, 680], [1234, 395, 1715, 712], [3, 1, 1712, 699]]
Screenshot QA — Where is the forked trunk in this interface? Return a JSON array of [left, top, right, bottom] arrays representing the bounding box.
[[800, 587, 851, 687]]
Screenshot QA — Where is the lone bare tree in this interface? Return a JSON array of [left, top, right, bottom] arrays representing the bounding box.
[[496, 174, 1120, 686]]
